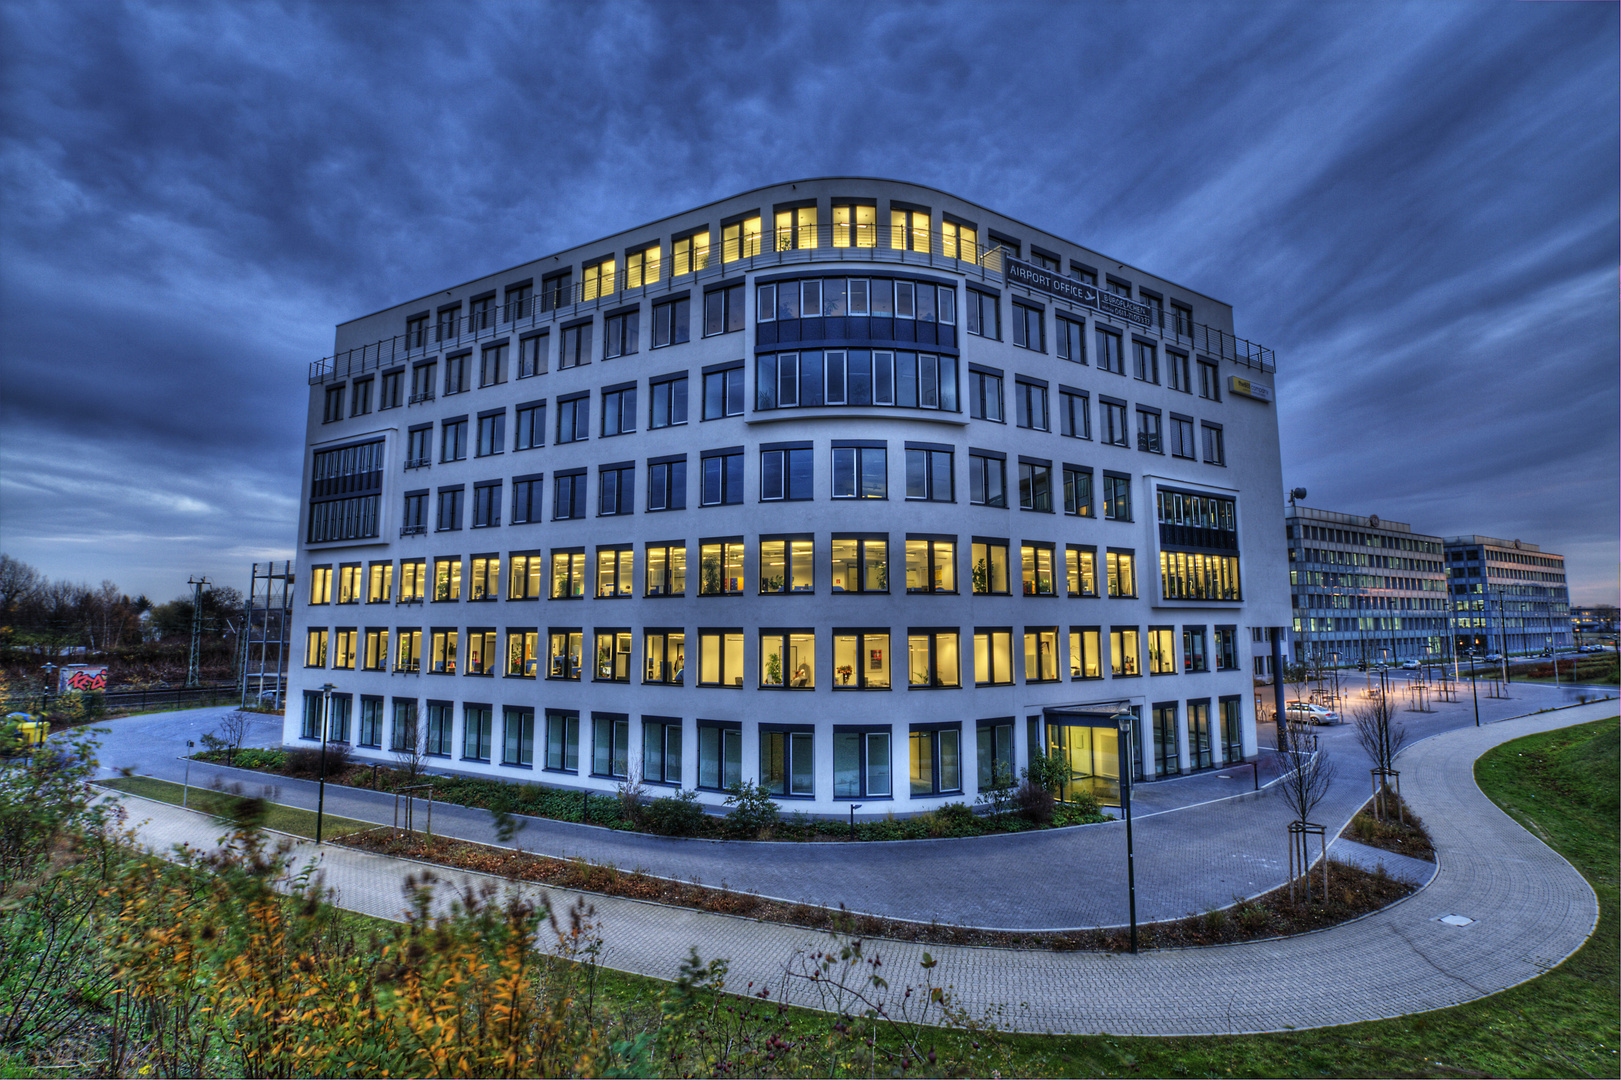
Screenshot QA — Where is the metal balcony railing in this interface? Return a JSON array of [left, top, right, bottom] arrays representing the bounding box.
[[310, 223, 1274, 385]]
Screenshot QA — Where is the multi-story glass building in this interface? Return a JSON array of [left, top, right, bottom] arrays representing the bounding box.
[[1284, 506, 1449, 665], [1444, 535, 1570, 656], [287, 177, 1289, 814]]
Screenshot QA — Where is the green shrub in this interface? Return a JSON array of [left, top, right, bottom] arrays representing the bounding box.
[[722, 780, 779, 838], [645, 790, 707, 837]]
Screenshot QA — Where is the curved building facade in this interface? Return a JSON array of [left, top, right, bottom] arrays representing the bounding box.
[[287, 177, 1289, 815]]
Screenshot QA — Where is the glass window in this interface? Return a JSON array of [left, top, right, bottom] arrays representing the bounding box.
[[725, 214, 763, 260], [1063, 466, 1093, 516], [970, 540, 1010, 595], [515, 402, 545, 450], [642, 719, 682, 785], [391, 700, 419, 753], [968, 369, 1004, 421], [336, 564, 361, 604], [833, 203, 877, 248], [506, 630, 539, 677], [1107, 550, 1137, 598], [559, 323, 592, 369], [905, 538, 956, 593], [834, 730, 892, 797], [550, 551, 585, 598], [422, 702, 453, 756], [977, 722, 1014, 788], [398, 560, 426, 602], [362, 628, 389, 671], [581, 257, 616, 301], [358, 697, 384, 747], [1216, 628, 1240, 671], [1057, 316, 1085, 364], [703, 367, 744, 419], [518, 333, 547, 378], [394, 630, 422, 673], [1095, 327, 1124, 375], [508, 553, 543, 600], [479, 343, 507, 387], [672, 230, 710, 277], [594, 631, 633, 682], [1198, 359, 1221, 400], [771, 207, 813, 251], [649, 375, 688, 428], [432, 557, 461, 601], [1070, 627, 1102, 679], [1153, 704, 1179, 777], [1148, 627, 1177, 674], [941, 220, 977, 261], [304, 628, 327, 668], [1013, 302, 1044, 351], [1170, 416, 1196, 459], [1066, 546, 1098, 597], [759, 538, 815, 593], [967, 289, 999, 339], [645, 542, 687, 596], [499, 707, 534, 768], [698, 630, 745, 687], [465, 629, 496, 675], [624, 244, 660, 289], [760, 729, 815, 797], [833, 632, 891, 689], [1016, 382, 1048, 430], [1110, 628, 1141, 676], [890, 207, 930, 252], [909, 728, 960, 795], [429, 629, 458, 674], [468, 555, 498, 600], [760, 630, 816, 689], [644, 630, 685, 684], [703, 284, 745, 336], [1018, 461, 1052, 512], [592, 715, 629, 779], [1021, 544, 1056, 596], [602, 385, 637, 436], [829, 537, 887, 594], [760, 447, 812, 501], [1221, 696, 1243, 761], [441, 418, 468, 462], [545, 710, 579, 772], [1184, 627, 1209, 672], [1202, 423, 1226, 465], [904, 448, 952, 501], [907, 630, 960, 688], [647, 458, 686, 512], [1103, 474, 1132, 520], [598, 465, 633, 517], [1100, 400, 1128, 446], [1137, 408, 1163, 454], [968, 454, 1006, 508], [973, 629, 1014, 685], [596, 547, 634, 598], [1024, 629, 1059, 682], [548, 630, 583, 680], [832, 446, 887, 499], [1167, 350, 1191, 393], [700, 452, 743, 506], [698, 724, 743, 790], [698, 541, 745, 595], [652, 297, 690, 347], [462, 704, 493, 761], [1133, 340, 1158, 384]]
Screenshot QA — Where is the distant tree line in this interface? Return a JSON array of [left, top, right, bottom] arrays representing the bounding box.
[[1, 554, 242, 672]]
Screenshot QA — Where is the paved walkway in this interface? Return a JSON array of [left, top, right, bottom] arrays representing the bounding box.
[[88, 681, 1606, 929], [102, 699, 1608, 1035]]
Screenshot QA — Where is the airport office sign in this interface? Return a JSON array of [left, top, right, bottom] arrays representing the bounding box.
[[1003, 257, 1153, 327]]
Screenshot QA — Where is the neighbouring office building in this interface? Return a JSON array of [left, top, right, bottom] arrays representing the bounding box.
[[1284, 506, 1448, 665], [286, 177, 1289, 815], [1444, 536, 1570, 656]]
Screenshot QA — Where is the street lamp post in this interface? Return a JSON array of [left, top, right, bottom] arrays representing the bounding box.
[[1111, 706, 1139, 955], [1467, 653, 1480, 727], [316, 682, 335, 843]]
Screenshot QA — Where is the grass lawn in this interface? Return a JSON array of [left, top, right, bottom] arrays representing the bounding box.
[[538, 718, 1620, 1078], [97, 775, 372, 840]]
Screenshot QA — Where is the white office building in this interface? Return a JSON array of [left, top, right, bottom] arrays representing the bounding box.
[[287, 177, 1290, 814]]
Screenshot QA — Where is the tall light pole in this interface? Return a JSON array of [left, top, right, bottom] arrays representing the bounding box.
[[316, 682, 335, 843], [1111, 706, 1139, 954]]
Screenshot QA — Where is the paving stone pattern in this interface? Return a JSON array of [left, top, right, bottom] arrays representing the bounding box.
[[105, 699, 1609, 1035]]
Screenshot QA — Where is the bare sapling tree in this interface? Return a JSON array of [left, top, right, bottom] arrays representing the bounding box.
[[1352, 694, 1409, 823], [391, 704, 428, 784], [1275, 726, 1336, 902]]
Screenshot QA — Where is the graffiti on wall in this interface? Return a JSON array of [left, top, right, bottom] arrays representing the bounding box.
[[62, 666, 108, 693]]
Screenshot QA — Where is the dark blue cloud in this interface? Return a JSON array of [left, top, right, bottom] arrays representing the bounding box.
[[0, 0, 1615, 602]]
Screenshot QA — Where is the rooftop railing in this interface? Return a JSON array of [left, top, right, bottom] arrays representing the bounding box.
[[310, 224, 1274, 385]]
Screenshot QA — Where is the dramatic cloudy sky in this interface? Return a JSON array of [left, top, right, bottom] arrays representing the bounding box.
[[1, 0, 1616, 606]]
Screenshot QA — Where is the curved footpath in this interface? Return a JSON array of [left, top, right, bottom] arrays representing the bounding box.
[[104, 698, 1610, 1035]]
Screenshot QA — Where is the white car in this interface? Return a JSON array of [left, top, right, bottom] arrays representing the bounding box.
[[1399, 659, 1421, 670], [1483, 653, 1505, 664], [1281, 701, 1339, 725]]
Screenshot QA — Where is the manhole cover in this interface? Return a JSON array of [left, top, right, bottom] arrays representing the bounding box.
[[1435, 914, 1475, 927]]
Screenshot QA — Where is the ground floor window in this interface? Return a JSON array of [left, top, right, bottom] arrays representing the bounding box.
[[1153, 703, 1179, 777], [326, 694, 351, 743], [761, 728, 814, 796], [976, 721, 1014, 788], [358, 696, 383, 747], [545, 710, 579, 772], [503, 707, 534, 767], [1186, 699, 1213, 770], [833, 728, 891, 798], [1220, 696, 1243, 762], [300, 691, 322, 739], [909, 725, 961, 796], [391, 699, 418, 752], [643, 717, 682, 785], [463, 704, 493, 762], [592, 713, 629, 778], [425, 701, 453, 756], [698, 722, 742, 790]]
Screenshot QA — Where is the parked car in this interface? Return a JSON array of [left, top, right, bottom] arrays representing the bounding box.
[[1400, 659, 1421, 670], [1483, 653, 1504, 663], [1280, 701, 1339, 726]]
